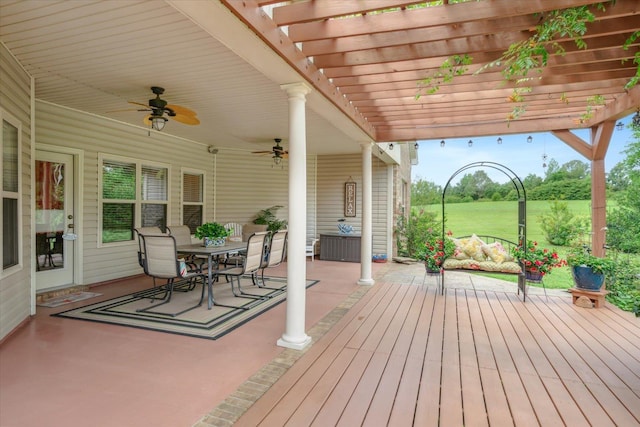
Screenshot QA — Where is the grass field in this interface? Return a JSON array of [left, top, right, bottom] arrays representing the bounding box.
[[416, 200, 594, 289]]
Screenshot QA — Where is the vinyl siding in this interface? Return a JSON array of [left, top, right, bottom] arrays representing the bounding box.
[[0, 43, 32, 341], [317, 153, 389, 257], [35, 101, 215, 284]]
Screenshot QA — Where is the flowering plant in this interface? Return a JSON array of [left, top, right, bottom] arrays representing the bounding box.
[[416, 229, 456, 272], [511, 240, 566, 275]]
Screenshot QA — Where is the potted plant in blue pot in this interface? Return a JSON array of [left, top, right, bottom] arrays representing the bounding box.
[[194, 222, 230, 247], [566, 246, 614, 291]]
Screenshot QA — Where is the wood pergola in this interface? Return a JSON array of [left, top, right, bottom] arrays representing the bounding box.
[[223, 0, 640, 255]]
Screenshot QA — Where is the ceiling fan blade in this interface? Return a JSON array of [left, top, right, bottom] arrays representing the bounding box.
[[171, 114, 200, 125], [166, 104, 197, 117], [251, 150, 273, 155], [128, 101, 151, 109], [105, 108, 143, 113], [143, 115, 152, 126]]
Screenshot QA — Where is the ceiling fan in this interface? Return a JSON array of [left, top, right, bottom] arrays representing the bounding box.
[[125, 86, 200, 131], [252, 138, 288, 164]]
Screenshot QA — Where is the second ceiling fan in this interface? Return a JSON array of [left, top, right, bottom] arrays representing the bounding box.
[[252, 138, 288, 164]]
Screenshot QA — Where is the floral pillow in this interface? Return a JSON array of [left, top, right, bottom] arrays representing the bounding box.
[[460, 234, 486, 261], [481, 242, 510, 264]]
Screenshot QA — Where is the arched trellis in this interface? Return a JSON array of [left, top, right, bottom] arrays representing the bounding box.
[[441, 161, 528, 300]]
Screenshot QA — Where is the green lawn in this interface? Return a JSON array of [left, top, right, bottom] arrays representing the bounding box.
[[416, 200, 594, 289]]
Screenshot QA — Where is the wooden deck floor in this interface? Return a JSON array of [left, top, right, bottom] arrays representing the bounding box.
[[235, 281, 640, 426]]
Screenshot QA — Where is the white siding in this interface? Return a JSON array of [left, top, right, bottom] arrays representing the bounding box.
[[317, 154, 389, 257], [0, 43, 32, 340], [35, 101, 216, 284]]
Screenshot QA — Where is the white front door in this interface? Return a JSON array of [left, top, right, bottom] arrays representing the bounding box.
[[35, 151, 75, 290]]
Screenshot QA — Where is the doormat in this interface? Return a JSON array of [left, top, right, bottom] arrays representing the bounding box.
[[53, 277, 318, 340], [38, 291, 103, 308]]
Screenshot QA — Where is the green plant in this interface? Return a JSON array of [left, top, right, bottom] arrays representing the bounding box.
[[415, 230, 456, 271], [253, 205, 287, 232], [511, 240, 566, 275], [566, 245, 614, 274], [605, 255, 640, 316], [395, 207, 441, 257], [194, 222, 230, 240], [538, 200, 587, 246]]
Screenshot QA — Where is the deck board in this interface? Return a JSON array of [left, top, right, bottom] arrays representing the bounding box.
[[235, 280, 640, 426]]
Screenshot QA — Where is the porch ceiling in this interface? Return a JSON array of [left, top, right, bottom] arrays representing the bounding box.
[[1, 0, 639, 154]]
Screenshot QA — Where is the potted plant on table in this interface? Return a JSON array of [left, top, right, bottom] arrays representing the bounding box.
[[566, 245, 614, 291], [511, 240, 566, 281], [416, 229, 455, 273], [194, 222, 230, 247]]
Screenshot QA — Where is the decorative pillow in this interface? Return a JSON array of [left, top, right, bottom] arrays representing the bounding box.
[[498, 261, 522, 274], [449, 237, 470, 260], [481, 242, 509, 264], [461, 234, 486, 261]]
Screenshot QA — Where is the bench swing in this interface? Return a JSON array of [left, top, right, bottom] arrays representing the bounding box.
[[438, 161, 536, 302]]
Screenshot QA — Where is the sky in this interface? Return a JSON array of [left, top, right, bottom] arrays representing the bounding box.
[[411, 113, 637, 187]]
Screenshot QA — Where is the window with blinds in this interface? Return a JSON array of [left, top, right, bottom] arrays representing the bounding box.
[[2, 115, 20, 270], [100, 156, 169, 243], [182, 172, 204, 234]]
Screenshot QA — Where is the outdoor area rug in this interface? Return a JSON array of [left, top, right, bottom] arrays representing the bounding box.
[[38, 291, 102, 308], [53, 276, 318, 340]]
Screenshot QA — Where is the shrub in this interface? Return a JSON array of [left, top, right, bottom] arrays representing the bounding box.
[[605, 254, 640, 317], [395, 208, 441, 258], [538, 200, 587, 246]]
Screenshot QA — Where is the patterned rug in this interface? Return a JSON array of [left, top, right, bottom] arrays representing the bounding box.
[[53, 276, 318, 340]]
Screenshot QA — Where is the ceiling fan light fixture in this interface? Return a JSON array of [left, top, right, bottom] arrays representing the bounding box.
[[151, 115, 167, 131], [273, 155, 282, 165]]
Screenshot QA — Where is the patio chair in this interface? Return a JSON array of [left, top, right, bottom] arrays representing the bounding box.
[[254, 230, 287, 292], [136, 234, 206, 317], [218, 231, 269, 300], [224, 222, 243, 242], [167, 225, 207, 273], [134, 226, 164, 269], [306, 238, 318, 262]]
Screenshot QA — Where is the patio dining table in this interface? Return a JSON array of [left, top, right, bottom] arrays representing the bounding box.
[[176, 241, 248, 309]]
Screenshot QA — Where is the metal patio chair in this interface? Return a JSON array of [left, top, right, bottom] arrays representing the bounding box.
[[136, 234, 206, 317], [218, 231, 270, 300]]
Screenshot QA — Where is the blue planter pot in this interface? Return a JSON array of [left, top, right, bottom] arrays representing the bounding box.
[[203, 237, 226, 247], [572, 265, 605, 291]]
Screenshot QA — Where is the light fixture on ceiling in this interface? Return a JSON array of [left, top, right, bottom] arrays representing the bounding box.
[[616, 122, 624, 131], [633, 110, 640, 127], [497, 137, 502, 144], [272, 154, 282, 166], [388, 143, 394, 150], [542, 153, 548, 169], [527, 135, 533, 143], [468, 140, 473, 147], [440, 140, 445, 147], [414, 142, 419, 150], [151, 115, 167, 131]]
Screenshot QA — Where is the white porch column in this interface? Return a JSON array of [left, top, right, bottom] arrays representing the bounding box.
[[277, 82, 312, 350], [358, 142, 375, 286]]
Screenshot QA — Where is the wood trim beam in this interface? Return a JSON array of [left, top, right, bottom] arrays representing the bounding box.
[[273, 1, 426, 26], [286, 0, 603, 42], [219, 0, 377, 141], [551, 129, 593, 159], [376, 116, 584, 141]]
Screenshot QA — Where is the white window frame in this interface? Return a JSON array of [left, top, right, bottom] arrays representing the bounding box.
[[181, 168, 206, 234], [1, 109, 23, 276], [98, 153, 171, 247]]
